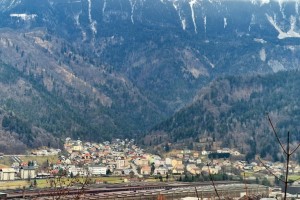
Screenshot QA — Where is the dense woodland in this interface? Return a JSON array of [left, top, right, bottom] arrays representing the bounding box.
[[148, 71, 300, 161], [1, 0, 300, 155], [0, 59, 161, 151]]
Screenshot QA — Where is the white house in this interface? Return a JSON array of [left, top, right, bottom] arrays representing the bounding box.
[[0, 168, 15, 180], [165, 157, 172, 165], [88, 166, 107, 176], [217, 148, 231, 154], [202, 166, 219, 174], [154, 166, 168, 175], [68, 166, 87, 176], [155, 159, 166, 166], [116, 158, 126, 169], [20, 167, 36, 179], [196, 159, 202, 165]]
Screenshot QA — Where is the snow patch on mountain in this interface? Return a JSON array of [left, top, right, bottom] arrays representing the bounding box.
[[208, 0, 219, 3], [254, 38, 267, 44], [249, 14, 256, 32], [129, 0, 137, 24], [250, 0, 271, 6], [259, 48, 266, 62], [74, 11, 87, 41], [266, 14, 300, 39], [203, 56, 215, 68], [259, 0, 270, 6], [189, 0, 198, 34], [102, 0, 107, 15], [203, 15, 207, 34], [268, 60, 285, 72], [87, 0, 97, 35], [172, 1, 186, 31], [278, 0, 285, 18], [10, 13, 37, 21], [250, 0, 257, 5]]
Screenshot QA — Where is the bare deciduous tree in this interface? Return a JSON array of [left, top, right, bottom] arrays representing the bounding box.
[[258, 114, 300, 200]]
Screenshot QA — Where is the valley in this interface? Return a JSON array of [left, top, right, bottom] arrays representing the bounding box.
[[0, 0, 299, 158], [2, 0, 300, 199]]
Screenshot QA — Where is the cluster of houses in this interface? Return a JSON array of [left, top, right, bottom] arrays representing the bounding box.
[[61, 138, 206, 177], [0, 147, 63, 181], [31, 148, 61, 156], [1, 137, 300, 183], [51, 139, 300, 180], [50, 139, 257, 177], [0, 166, 36, 181], [0, 148, 61, 181]]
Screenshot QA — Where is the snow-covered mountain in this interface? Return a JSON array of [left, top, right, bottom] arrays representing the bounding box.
[[2, 0, 300, 40], [2, 0, 300, 74], [0, 0, 299, 151]]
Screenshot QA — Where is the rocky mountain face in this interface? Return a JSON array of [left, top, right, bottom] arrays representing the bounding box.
[[0, 0, 300, 152]]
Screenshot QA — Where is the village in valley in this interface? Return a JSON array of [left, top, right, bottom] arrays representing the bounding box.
[[0, 136, 299, 190]]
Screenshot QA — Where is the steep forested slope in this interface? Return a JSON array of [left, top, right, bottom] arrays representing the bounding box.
[[147, 71, 300, 161], [1, 0, 300, 152]]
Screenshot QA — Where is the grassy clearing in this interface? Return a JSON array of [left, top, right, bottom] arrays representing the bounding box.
[[92, 176, 124, 184], [0, 155, 59, 167], [288, 175, 300, 181], [0, 156, 13, 166], [145, 177, 160, 182], [242, 171, 254, 177], [0, 176, 126, 190], [0, 180, 28, 190], [19, 155, 59, 165], [0, 176, 161, 190], [0, 164, 9, 168], [0, 179, 58, 190], [36, 176, 125, 188]]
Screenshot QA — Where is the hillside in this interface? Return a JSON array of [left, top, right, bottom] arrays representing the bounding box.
[[1, 0, 300, 151], [147, 71, 300, 161], [0, 35, 163, 150]]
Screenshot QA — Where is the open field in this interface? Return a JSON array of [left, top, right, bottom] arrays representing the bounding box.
[[288, 175, 300, 181], [0, 176, 143, 190], [242, 171, 254, 177], [0, 156, 13, 167], [0, 180, 28, 190], [0, 164, 9, 168], [19, 155, 59, 165], [0, 155, 59, 166]]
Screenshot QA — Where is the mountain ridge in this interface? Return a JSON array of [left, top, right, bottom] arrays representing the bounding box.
[[0, 0, 300, 152], [146, 70, 300, 161]]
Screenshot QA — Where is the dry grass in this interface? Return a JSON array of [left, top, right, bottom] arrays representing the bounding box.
[[0, 164, 9, 168], [0, 176, 126, 190], [19, 155, 59, 165], [0, 156, 13, 166], [0, 155, 59, 167], [0, 180, 29, 190], [288, 175, 300, 181], [242, 171, 254, 177]]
